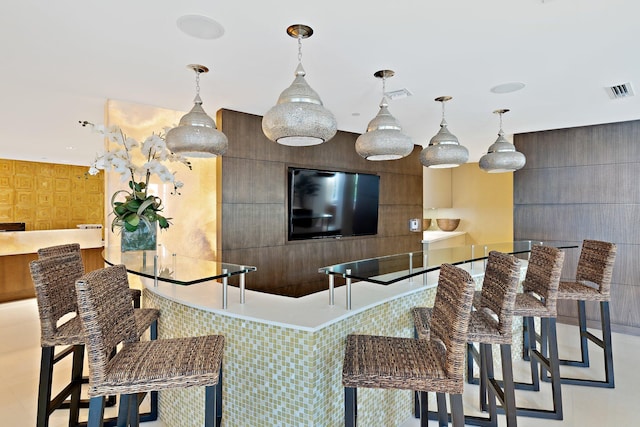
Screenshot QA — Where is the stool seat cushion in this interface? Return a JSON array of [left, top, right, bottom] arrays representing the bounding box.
[[342, 334, 464, 394], [90, 335, 224, 397], [557, 280, 608, 302]]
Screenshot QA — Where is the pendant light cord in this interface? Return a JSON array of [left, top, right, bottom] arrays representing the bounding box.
[[194, 69, 201, 96]]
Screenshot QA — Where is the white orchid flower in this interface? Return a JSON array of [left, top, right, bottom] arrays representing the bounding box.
[[83, 123, 190, 232]]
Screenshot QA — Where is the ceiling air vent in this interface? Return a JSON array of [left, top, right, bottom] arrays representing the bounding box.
[[606, 82, 634, 99]]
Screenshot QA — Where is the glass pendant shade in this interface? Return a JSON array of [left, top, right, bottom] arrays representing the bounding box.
[[355, 70, 414, 161], [262, 63, 337, 146], [165, 65, 228, 158], [262, 24, 337, 146], [479, 109, 526, 173], [420, 96, 468, 168]]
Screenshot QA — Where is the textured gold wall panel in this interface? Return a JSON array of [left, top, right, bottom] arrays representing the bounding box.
[[0, 159, 104, 231]]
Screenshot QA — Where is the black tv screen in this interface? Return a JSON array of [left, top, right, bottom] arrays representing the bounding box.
[[288, 167, 380, 240]]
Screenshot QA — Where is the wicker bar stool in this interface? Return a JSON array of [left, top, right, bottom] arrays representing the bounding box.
[[74, 264, 225, 427], [37, 243, 142, 308], [30, 252, 159, 427], [469, 245, 565, 420], [553, 239, 617, 388], [342, 263, 476, 427], [415, 251, 521, 427]]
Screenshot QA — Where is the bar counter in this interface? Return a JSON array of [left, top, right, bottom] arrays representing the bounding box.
[[141, 271, 449, 426], [107, 244, 556, 426], [0, 228, 103, 302]]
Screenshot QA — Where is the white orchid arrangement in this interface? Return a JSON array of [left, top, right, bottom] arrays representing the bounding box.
[[81, 121, 191, 232]]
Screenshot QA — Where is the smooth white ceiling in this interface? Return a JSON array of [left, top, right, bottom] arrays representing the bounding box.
[[1, 0, 639, 166]]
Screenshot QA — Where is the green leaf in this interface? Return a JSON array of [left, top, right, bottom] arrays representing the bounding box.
[[158, 216, 170, 229], [123, 212, 140, 228], [126, 199, 142, 211], [137, 198, 156, 216]]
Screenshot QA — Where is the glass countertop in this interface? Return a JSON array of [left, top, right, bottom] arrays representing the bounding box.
[[103, 246, 257, 286], [318, 241, 579, 285]]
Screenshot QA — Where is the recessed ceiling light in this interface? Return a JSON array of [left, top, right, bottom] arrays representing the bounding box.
[[177, 15, 225, 40], [490, 82, 526, 94]]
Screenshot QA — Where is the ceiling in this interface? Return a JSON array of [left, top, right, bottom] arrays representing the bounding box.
[[2, 0, 639, 166]]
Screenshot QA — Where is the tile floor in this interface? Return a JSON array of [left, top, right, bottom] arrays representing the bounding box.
[[1, 297, 638, 426]]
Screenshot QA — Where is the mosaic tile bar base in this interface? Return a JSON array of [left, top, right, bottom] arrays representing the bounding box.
[[143, 266, 525, 427]]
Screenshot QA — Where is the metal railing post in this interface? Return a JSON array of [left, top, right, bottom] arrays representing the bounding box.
[[346, 269, 352, 310], [483, 245, 488, 271], [471, 245, 475, 272], [423, 253, 428, 286], [239, 269, 246, 304], [222, 269, 228, 309], [329, 274, 335, 306], [408, 253, 414, 283], [153, 255, 158, 287]]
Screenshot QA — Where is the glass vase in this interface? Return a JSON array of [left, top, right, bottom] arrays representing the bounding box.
[[120, 221, 157, 252]]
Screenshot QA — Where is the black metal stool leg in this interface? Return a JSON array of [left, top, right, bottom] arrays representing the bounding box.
[[436, 392, 448, 427], [601, 301, 615, 387], [467, 342, 480, 385], [525, 317, 540, 390], [479, 343, 493, 412], [37, 345, 86, 427], [69, 345, 84, 426], [450, 394, 465, 427], [499, 316, 564, 420], [36, 347, 55, 427], [205, 385, 216, 427], [419, 391, 430, 427], [117, 394, 130, 426], [345, 387, 356, 427], [465, 343, 498, 427], [546, 317, 563, 418], [87, 396, 106, 427], [522, 317, 531, 361], [497, 344, 517, 427], [559, 300, 590, 367], [555, 300, 614, 387]]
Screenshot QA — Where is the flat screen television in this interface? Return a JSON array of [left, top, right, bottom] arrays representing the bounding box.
[[288, 167, 380, 241]]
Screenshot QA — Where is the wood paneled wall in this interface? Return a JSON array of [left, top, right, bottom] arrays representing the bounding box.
[[514, 120, 640, 332], [218, 109, 423, 297]]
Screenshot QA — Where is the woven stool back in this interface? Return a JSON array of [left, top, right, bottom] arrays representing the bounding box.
[[522, 245, 565, 315], [431, 263, 476, 380], [37, 243, 81, 259], [576, 240, 616, 296], [29, 252, 85, 346], [477, 251, 521, 337], [75, 264, 139, 387]]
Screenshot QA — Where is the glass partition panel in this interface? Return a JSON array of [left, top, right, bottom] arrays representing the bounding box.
[[319, 240, 577, 285], [103, 245, 256, 286]]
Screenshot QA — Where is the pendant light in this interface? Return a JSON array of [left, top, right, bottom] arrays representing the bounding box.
[[479, 109, 526, 173], [165, 64, 228, 158], [420, 96, 468, 168], [262, 24, 337, 146], [355, 70, 414, 161]]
